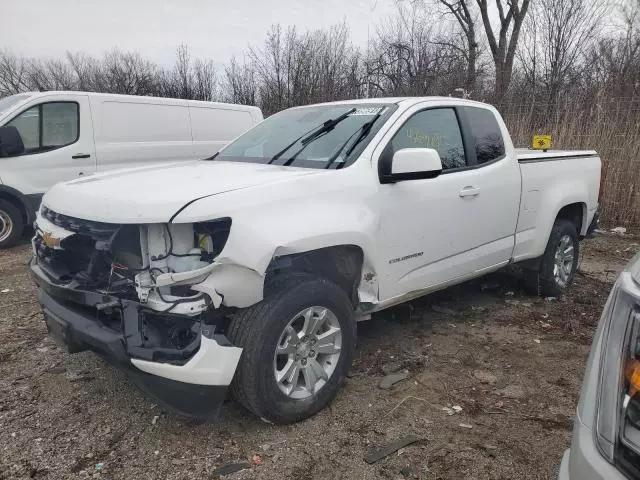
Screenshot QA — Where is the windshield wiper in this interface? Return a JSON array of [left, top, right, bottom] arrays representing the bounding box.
[[324, 112, 383, 170], [269, 107, 356, 165]]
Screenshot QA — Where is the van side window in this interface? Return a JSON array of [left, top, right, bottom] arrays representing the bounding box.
[[390, 108, 466, 170], [463, 107, 505, 164], [7, 102, 79, 155], [8, 106, 39, 150]]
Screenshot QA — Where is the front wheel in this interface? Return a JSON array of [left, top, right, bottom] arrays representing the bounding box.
[[0, 200, 24, 249], [227, 274, 356, 424], [525, 219, 579, 297]]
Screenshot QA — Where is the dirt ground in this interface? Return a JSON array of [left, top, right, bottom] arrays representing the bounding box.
[[1, 233, 639, 480]]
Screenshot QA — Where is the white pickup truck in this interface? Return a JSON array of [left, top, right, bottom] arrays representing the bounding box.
[[30, 97, 601, 423]]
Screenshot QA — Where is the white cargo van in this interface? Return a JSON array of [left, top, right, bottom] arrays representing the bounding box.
[[0, 91, 263, 247]]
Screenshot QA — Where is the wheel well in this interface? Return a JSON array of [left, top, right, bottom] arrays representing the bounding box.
[[266, 245, 364, 305], [0, 192, 27, 223], [556, 203, 584, 235]]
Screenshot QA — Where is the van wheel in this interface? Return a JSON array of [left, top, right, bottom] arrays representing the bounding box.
[[525, 219, 579, 297], [227, 274, 356, 424], [0, 200, 23, 249]]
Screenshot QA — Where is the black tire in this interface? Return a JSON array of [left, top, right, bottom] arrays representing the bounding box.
[[227, 274, 356, 424], [0, 199, 24, 249], [525, 219, 579, 297]]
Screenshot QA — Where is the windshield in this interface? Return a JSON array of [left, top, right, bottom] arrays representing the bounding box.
[[214, 103, 397, 169], [0, 94, 32, 118]]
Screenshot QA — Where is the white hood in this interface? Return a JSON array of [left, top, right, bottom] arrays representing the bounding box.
[[42, 160, 320, 223]]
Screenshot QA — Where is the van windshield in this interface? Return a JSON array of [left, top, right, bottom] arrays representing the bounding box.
[[0, 94, 32, 118], [213, 103, 397, 169]]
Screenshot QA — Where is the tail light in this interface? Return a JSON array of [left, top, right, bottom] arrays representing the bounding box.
[[595, 253, 640, 477]]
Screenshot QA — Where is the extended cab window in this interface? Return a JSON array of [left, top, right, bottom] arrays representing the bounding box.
[[463, 107, 505, 164], [6, 102, 79, 155], [390, 108, 466, 170]]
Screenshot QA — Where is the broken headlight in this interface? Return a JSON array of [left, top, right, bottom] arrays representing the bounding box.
[[194, 218, 232, 261]]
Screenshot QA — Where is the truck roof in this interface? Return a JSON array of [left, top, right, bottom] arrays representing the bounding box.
[[293, 96, 494, 109]]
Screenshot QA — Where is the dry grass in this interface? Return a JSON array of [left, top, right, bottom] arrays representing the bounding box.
[[498, 97, 640, 231]]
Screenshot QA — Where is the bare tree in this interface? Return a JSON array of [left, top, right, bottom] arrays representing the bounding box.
[[0, 50, 28, 96], [248, 23, 363, 114], [101, 50, 160, 95], [436, 0, 479, 92], [476, 0, 531, 100], [367, 3, 470, 96], [224, 57, 258, 105], [520, 0, 607, 103], [25, 58, 77, 92], [587, 0, 640, 98]]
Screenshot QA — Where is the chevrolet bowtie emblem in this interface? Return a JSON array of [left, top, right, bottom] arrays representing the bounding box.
[[42, 231, 60, 248]]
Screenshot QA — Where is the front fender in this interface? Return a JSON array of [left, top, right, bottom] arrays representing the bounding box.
[[171, 165, 382, 306]]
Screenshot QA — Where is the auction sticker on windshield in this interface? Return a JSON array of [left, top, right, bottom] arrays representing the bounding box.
[[349, 107, 386, 116]]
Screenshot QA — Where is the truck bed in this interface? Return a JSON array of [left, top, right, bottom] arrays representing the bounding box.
[[516, 149, 598, 163]]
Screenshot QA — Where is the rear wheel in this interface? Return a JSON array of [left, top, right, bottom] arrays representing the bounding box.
[[227, 274, 356, 424], [525, 219, 579, 297], [0, 200, 23, 249]]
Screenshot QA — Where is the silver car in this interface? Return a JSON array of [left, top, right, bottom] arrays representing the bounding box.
[[560, 252, 640, 479]]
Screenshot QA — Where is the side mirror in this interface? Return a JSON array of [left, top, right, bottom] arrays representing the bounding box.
[[0, 125, 25, 157], [384, 148, 443, 183]]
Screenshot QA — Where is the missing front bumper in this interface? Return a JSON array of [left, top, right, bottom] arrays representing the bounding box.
[[31, 259, 241, 419]]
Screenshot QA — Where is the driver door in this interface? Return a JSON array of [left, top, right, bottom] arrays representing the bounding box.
[[2, 94, 95, 196], [377, 107, 478, 299]]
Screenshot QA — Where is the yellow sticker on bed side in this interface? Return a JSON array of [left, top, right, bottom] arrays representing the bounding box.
[[532, 135, 552, 150]]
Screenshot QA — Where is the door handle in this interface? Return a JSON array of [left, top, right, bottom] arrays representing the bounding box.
[[459, 186, 480, 197], [72, 153, 91, 159]]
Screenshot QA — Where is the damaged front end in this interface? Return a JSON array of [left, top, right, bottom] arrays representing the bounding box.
[[30, 205, 244, 418]]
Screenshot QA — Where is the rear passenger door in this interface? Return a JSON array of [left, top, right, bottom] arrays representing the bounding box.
[[377, 104, 520, 300], [455, 106, 521, 270]]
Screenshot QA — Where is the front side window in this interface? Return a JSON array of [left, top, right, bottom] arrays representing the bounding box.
[[214, 103, 397, 169], [389, 108, 466, 170], [6, 102, 79, 155], [463, 106, 505, 164]]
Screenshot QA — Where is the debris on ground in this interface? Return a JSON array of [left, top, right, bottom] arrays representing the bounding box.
[[381, 361, 404, 375], [47, 366, 67, 374], [458, 423, 473, 429], [363, 435, 425, 464], [379, 370, 410, 389], [213, 463, 252, 477], [251, 454, 264, 466], [66, 371, 96, 382], [151, 415, 159, 425], [495, 384, 526, 399], [611, 226, 627, 235], [431, 304, 457, 315], [442, 405, 462, 416], [473, 370, 498, 385]]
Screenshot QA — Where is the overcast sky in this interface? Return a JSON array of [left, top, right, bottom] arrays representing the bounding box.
[[4, 0, 399, 66]]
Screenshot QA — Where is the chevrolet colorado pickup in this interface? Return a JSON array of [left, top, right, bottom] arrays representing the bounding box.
[[30, 97, 601, 424]]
